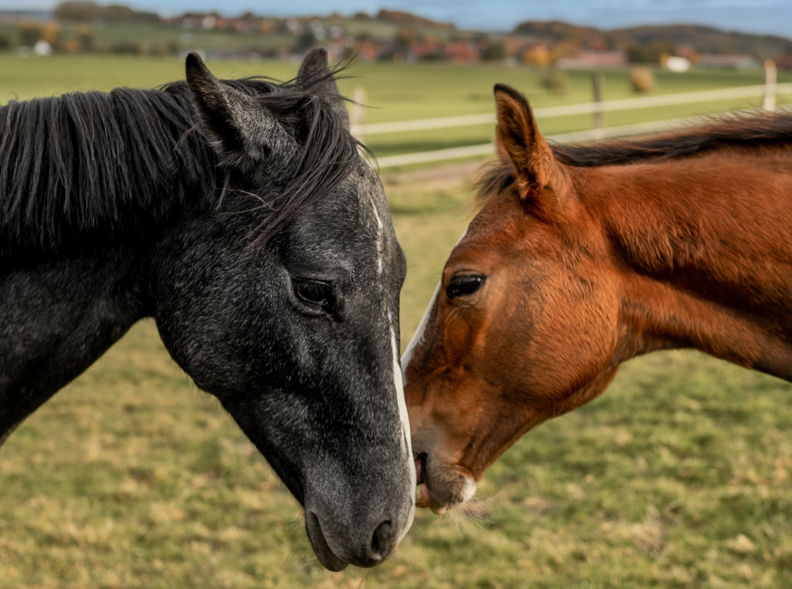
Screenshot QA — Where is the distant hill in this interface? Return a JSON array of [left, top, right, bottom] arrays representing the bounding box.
[[0, 9, 52, 20], [9, 4, 792, 66], [375, 9, 455, 31], [514, 21, 604, 46], [515, 20, 792, 59]]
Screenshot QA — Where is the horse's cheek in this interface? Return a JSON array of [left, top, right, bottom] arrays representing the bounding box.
[[438, 314, 464, 365]]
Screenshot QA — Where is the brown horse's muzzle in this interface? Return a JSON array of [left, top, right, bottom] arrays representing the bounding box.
[[409, 402, 479, 513], [414, 451, 477, 514]]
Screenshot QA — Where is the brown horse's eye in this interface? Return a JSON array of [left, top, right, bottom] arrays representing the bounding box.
[[446, 275, 485, 299], [294, 280, 335, 312]]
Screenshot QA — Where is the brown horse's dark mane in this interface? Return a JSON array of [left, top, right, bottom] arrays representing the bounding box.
[[476, 111, 792, 206]]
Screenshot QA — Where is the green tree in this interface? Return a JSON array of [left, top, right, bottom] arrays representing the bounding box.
[[627, 41, 676, 64], [76, 24, 95, 51], [482, 39, 506, 61], [297, 28, 315, 51], [17, 23, 44, 47], [53, 1, 101, 22]]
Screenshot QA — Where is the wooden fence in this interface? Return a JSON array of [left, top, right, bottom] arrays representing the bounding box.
[[352, 65, 792, 169]]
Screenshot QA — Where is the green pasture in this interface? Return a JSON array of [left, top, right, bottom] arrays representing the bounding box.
[[3, 171, 792, 588], [0, 54, 790, 162], [3, 56, 792, 588]]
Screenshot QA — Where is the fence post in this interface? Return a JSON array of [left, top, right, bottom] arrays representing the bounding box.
[[764, 59, 777, 112], [351, 86, 366, 142], [592, 72, 603, 140]]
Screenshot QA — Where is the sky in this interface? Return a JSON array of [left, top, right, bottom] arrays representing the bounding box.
[[4, 0, 792, 39]]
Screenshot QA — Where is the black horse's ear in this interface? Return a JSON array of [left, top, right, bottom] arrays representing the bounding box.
[[185, 52, 296, 167], [297, 48, 350, 130]]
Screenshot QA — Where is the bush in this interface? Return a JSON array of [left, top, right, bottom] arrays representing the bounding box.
[[627, 41, 675, 64], [523, 44, 551, 67], [482, 40, 506, 61], [17, 23, 44, 47], [17, 22, 60, 48], [76, 24, 94, 52], [296, 29, 315, 51], [540, 69, 568, 95], [631, 67, 654, 93]]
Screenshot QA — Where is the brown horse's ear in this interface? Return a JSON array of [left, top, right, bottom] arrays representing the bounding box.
[[494, 84, 555, 191]]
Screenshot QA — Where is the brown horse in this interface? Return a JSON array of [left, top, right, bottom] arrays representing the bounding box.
[[403, 83, 792, 514]]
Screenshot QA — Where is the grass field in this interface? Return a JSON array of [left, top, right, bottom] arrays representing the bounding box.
[[3, 56, 792, 588], [1, 54, 790, 161]]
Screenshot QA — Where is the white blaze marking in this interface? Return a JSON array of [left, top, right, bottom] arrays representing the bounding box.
[[368, 191, 416, 539], [391, 319, 416, 542], [401, 228, 468, 383], [400, 282, 440, 383], [368, 194, 385, 275]]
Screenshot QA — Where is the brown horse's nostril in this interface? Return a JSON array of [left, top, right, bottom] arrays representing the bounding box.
[[369, 520, 394, 561]]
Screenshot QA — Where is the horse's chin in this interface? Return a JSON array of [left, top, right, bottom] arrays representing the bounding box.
[[305, 512, 349, 572], [416, 454, 477, 514]]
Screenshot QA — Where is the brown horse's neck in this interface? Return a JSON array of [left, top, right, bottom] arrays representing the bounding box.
[[581, 147, 792, 380]]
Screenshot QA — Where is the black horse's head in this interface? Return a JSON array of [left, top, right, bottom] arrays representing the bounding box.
[[152, 51, 414, 570]]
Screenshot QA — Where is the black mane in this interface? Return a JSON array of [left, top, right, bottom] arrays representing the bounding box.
[[477, 111, 792, 204], [551, 111, 792, 167], [0, 74, 359, 252]]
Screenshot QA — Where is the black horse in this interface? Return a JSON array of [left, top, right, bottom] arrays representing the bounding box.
[[0, 49, 415, 571]]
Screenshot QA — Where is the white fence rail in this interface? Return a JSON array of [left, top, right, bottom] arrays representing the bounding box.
[[359, 83, 792, 137], [374, 107, 792, 169], [368, 80, 792, 169]]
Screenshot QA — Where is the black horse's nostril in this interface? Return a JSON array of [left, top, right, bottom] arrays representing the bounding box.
[[369, 520, 394, 561]]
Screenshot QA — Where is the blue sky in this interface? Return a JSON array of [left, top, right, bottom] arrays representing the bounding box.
[[4, 0, 792, 38]]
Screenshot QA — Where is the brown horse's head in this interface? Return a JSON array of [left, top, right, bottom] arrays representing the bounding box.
[[403, 85, 623, 513]]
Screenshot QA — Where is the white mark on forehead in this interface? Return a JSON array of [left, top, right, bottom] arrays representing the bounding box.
[[364, 179, 415, 539], [400, 282, 440, 384], [367, 194, 385, 275], [389, 313, 416, 542], [401, 227, 468, 384]]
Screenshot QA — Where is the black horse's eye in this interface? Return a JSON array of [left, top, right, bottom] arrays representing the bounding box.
[[446, 275, 485, 299], [294, 280, 335, 312]]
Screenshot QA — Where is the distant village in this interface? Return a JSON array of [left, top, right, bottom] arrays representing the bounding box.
[[3, 3, 792, 70]]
